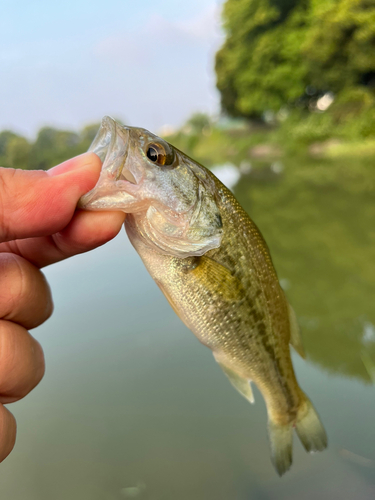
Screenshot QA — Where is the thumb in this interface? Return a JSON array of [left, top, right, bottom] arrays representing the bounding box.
[[0, 153, 102, 243]]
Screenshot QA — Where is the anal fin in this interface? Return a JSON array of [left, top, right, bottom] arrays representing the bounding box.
[[214, 354, 254, 403], [287, 302, 306, 359]]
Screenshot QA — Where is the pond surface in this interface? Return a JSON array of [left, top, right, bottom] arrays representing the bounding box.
[[1, 156, 375, 499]]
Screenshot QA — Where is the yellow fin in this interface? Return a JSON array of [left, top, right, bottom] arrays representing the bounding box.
[[214, 354, 254, 404], [191, 256, 244, 302], [268, 395, 327, 476], [287, 302, 306, 358], [295, 396, 327, 453]]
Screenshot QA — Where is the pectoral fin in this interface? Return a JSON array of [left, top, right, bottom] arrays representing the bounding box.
[[214, 354, 254, 403], [191, 256, 245, 302], [287, 302, 306, 359]]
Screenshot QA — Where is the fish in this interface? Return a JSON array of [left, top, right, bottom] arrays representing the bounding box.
[[79, 116, 327, 475]]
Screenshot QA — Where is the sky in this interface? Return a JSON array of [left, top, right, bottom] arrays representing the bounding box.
[[0, 0, 224, 138]]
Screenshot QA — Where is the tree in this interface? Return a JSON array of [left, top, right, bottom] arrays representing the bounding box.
[[215, 0, 375, 119], [28, 127, 81, 170], [6, 136, 31, 169], [303, 0, 375, 91], [0, 122, 103, 170], [0, 131, 31, 169], [185, 113, 212, 134]]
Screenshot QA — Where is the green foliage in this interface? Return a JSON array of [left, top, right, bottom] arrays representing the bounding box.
[[28, 127, 80, 170], [6, 136, 31, 169], [216, 0, 375, 137], [303, 0, 375, 91], [0, 131, 18, 157], [0, 131, 31, 169], [216, 0, 309, 117], [0, 122, 101, 170], [275, 86, 375, 144], [185, 113, 212, 134]]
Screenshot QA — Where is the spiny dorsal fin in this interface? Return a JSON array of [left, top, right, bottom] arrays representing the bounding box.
[[287, 302, 306, 359]]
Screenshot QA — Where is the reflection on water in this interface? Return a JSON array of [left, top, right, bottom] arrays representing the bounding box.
[[1, 156, 375, 498], [235, 156, 375, 383]]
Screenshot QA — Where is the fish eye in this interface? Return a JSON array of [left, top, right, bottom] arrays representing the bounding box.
[[146, 142, 175, 167], [147, 146, 158, 163]]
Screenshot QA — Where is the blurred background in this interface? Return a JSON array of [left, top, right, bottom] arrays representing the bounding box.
[[1, 0, 375, 498]]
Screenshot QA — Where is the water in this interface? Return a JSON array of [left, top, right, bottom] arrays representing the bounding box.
[[1, 158, 375, 499]]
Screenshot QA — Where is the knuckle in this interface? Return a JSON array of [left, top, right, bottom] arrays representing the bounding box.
[[0, 254, 53, 326], [0, 321, 45, 402], [0, 254, 25, 313], [0, 406, 16, 462]]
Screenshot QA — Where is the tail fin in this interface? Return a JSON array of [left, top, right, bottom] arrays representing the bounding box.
[[268, 396, 327, 476], [295, 397, 327, 453], [268, 419, 293, 476]]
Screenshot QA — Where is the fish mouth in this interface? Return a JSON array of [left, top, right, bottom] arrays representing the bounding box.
[[119, 168, 137, 185], [78, 116, 140, 211]]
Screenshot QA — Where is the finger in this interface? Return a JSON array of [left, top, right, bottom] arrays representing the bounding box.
[[0, 320, 45, 404], [0, 254, 53, 329], [0, 405, 16, 462], [0, 210, 126, 268], [51, 209, 127, 264], [0, 153, 101, 243]]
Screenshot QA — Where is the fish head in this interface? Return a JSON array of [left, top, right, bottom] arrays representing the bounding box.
[[79, 116, 223, 257]]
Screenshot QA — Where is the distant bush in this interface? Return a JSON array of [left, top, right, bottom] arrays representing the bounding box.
[[0, 123, 100, 170]]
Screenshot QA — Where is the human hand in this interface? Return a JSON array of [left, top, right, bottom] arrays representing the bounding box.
[[0, 153, 125, 461]]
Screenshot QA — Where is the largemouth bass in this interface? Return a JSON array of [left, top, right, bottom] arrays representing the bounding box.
[[79, 116, 327, 475]]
